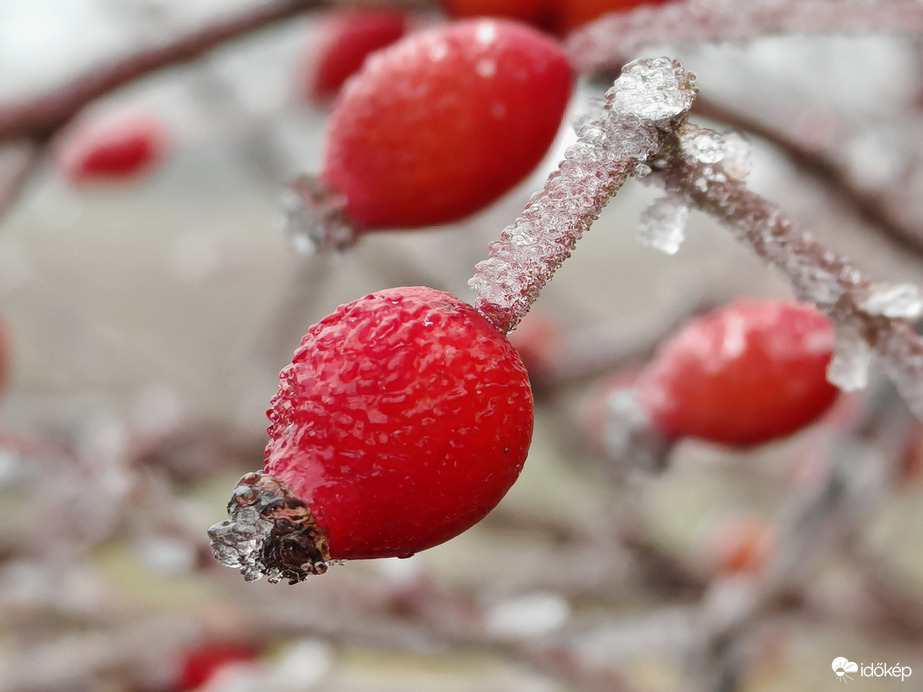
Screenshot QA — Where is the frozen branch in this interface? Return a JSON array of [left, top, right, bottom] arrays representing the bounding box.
[[567, 0, 923, 74], [469, 57, 697, 333], [0, 0, 331, 144], [0, 140, 42, 220], [655, 124, 923, 418], [691, 97, 923, 258]]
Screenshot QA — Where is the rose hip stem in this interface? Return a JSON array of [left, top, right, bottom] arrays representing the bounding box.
[[468, 56, 697, 333]]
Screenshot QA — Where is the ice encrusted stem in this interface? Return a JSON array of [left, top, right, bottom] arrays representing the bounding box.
[[567, 0, 923, 74], [657, 130, 923, 419], [469, 57, 697, 333]]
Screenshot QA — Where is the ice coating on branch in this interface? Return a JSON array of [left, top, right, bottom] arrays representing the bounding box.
[[470, 57, 696, 332], [827, 321, 873, 391], [610, 57, 696, 123], [857, 282, 923, 319], [280, 175, 357, 254], [657, 128, 923, 420], [638, 195, 688, 254]]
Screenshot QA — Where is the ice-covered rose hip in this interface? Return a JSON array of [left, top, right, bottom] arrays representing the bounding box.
[[295, 18, 572, 247], [209, 286, 533, 582], [635, 299, 839, 447]]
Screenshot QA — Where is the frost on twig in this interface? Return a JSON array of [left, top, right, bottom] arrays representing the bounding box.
[[469, 57, 697, 333], [566, 0, 923, 74], [280, 174, 358, 253], [655, 125, 923, 419]]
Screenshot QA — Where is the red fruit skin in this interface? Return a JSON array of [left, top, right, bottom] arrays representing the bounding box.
[[636, 299, 839, 447], [301, 8, 409, 102], [551, 0, 672, 34], [264, 286, 534, 560], [177, 642, 258, 691], [321, 19, 573, 228], [58, 111, 167, 183], [441, 0, 553, 29]]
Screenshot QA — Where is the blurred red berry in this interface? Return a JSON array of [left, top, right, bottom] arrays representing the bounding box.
[[550, 0, 672, 35], [635, 299, 839, 447], [704, 516, 777, 576], [320, 18, 573, 228], [261, 286, 533, 566], [58, 110, 168, 184], [299, 8, 409, 103], [176, 642, 259, 691], [440, 0, 553, 29]]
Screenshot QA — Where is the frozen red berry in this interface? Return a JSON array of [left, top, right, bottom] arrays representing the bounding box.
[[57, 110, 168, 184], [441, 0, 553, 29], [176, 642, 259, 691], [550, 0, 672, 35], [299, 8, 409, 103], [318, 19, 572, 228], [209, 286, 533, 583], [635, 299, 839, 447]]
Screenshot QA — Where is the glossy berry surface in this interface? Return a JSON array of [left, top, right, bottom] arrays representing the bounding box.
[[264, 286, 534, 561], [550, 0, 672, 34], [58, 111, 167, 183], [635, 299, 839, 447], [300, 8, 409, 102], [320, 19, 572, 228]]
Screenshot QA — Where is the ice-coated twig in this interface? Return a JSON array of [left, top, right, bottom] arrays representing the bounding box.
[[656, 125, 923, 419], [0, 139, 42, 223], [469, 57, 697, 333], [567, 0, 923, 74]]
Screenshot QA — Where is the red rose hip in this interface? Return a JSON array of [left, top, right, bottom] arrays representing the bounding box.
[[299, 8, 409, 102], [57, 110, 168, 184], [635, 299, 839, 447], [209, 286, 533, 582], [317, 19, 572, 229]]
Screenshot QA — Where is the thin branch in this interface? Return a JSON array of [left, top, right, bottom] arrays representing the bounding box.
[[0, 139, 43, 219], [692, 96, 923, 258], [656, 127, 923, 418], [0, 0, 331, 143], [567, 0, 923, 74]]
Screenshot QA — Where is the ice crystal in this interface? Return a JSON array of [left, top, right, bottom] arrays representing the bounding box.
[[827, 321, 873, 391], [280, 175, 356, 254], [637, 195, 688, 255], [470, 57, 697, 332], [208, 472, 331, 584], [857, 282, 923, 319], [208, 482, 275, 582]]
